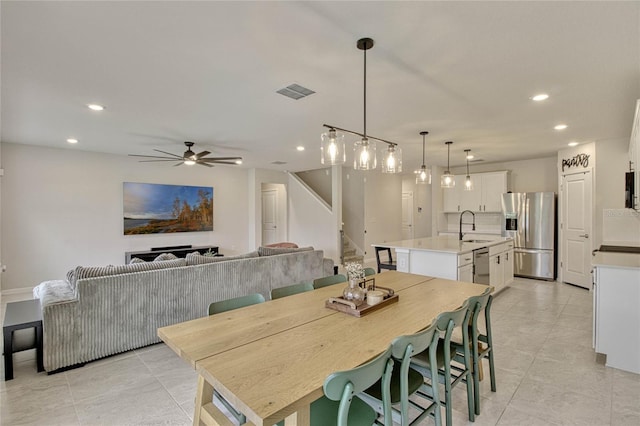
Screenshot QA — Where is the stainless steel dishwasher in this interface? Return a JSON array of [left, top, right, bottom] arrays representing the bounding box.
[[473, 248, 490, 284]]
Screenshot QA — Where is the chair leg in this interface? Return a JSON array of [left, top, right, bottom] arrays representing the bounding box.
[[488, 349, 497, 392], [473, 354, 481, 415]]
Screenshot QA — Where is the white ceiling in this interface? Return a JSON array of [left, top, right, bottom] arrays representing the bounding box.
[[2, 1, 639, 172]]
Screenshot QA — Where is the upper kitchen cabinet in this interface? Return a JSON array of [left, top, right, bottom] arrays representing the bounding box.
[[443, 171, 509, 213]]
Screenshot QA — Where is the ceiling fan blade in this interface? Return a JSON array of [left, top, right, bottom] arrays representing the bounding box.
[[137, 159, 184, 162], [206, 161, 240, 165], [153, 149, 184, 159], [173, 162, 183, 167], [129, 154, 176, 159], [197, 161, 214, 168], [200, 157, 243, 162], [194, 150, 211, 159]]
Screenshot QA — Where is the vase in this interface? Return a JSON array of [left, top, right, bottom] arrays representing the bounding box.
[[343, 278, 366, 306]]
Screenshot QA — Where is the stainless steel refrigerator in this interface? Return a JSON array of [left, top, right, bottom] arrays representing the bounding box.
[[502, 192, 556, 280]]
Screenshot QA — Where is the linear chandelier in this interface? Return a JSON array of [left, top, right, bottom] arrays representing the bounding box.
[[321, 38, 402, 173]]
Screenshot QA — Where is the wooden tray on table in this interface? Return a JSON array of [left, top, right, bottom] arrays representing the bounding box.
[[325, 285, 398, 317]]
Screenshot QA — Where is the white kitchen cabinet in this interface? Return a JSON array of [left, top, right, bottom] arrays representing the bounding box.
[[443, 171, 508, 213], [592, 258, 640, 374], [488, 241, 512, 292], [457, 252, 474, 282], [503, 241, 514, 285]]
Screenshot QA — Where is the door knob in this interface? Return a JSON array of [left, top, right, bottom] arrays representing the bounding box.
[[579, 233, 589, 238]]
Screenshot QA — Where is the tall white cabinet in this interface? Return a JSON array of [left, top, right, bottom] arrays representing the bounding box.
[[443, 171, 508, 213]]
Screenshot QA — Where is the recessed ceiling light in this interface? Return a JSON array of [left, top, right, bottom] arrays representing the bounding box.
[[66, 138, 78, 144], [531, 93, 549, 101], [466, 153, 474, 160], [554, 124, 568, 130], [235, 159, 243, 165], [568, 141, 579, 147], [296, 146, 305, 151], [87, 104, 105, 111]]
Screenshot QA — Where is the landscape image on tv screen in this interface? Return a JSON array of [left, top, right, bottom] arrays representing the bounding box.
[[123, 182, 213, 235]]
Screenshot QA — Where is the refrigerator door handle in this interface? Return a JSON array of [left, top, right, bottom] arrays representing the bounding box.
[[525, 196, 530, 244]]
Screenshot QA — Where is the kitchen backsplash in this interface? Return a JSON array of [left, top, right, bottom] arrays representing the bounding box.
[[444, 212, 502, 235], [602, 209, 640, 246]]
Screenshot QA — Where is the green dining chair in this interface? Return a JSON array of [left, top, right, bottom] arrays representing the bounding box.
[[207, 293, 266, 423], [409, 301, 473, 426], [454, 288, 495, 415], [313, 273, 347, 289], [364, 267, 377, 277], [360, 321, 442, 426], [270, 281, 314, 300], [309, 347, 394, 426], [208, 293, 266, 316]]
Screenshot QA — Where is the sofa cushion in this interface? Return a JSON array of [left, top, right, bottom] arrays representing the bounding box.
[[264, 242, 299, 248], [185, 251, 259, 266], [68, 258, 187, 290], [258, 246, 314, 256]]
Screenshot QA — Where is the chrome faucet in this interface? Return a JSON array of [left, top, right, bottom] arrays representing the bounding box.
[[459, 210, 476, 241]]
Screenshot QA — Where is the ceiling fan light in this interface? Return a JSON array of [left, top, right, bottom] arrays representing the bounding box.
[[183, 159, 196, 166], [382, 145, 402, 173], [321, 128, 346, 165], [354, 138, 377, 170]]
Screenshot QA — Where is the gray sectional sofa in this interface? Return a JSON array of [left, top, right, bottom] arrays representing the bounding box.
[[33, 248, 334, 372]]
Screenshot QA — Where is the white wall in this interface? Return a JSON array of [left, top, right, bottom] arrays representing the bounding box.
[[401, 177, 432, 239], [288, 173, 339, 262], [342, 168, 365, 251], [1, 143, 250, 291], [296, 167, 332, 206], [364, 173, 402, 259]]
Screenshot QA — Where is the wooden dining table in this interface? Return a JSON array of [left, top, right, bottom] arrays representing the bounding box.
[[158, 271, 490, 426]]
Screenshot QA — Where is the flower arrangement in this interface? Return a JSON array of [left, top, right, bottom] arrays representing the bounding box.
[[345, 262, 365, 281]]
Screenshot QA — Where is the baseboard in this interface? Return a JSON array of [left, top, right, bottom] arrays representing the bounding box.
[[1, 286, 34, 304]]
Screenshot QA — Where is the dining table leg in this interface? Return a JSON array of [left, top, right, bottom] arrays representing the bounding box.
[[194, 375, 214, 426], [284, 405, 310, 426]]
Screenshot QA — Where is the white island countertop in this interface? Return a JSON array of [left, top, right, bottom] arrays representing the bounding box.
[[592, 252, 640, 269], [372, 235, 513, 255]]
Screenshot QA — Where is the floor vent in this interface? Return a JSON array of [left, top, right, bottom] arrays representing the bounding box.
[[276, 84, 315, 100]]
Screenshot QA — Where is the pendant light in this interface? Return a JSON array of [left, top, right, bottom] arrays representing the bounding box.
[[354, 38, 376, 170], [464, 149, 474, 191], [441, 141, 455, 188], [320, 127, 345, 165], [323, 38, 402, 173], [415, 131, 431, 184]]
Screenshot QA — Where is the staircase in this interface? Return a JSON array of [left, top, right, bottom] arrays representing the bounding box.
[[342, 239, 364, 266]]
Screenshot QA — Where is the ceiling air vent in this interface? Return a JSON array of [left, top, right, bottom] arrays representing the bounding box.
[[276, 84, 315, 100], [271, 161, 287, 165]]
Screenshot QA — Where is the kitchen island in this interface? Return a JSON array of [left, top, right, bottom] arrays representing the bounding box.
[[373, 235, 514, 291], [592, 250, 640, 374]]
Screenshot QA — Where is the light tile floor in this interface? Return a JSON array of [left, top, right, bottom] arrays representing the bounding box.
[[1, 277, 639, 425]]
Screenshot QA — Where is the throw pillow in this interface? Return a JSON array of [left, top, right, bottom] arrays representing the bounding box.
[[185, 251, 259, 265], [257, 246, 314, 256], [153, 253, 179, 262], [129, 257, 146, 264]]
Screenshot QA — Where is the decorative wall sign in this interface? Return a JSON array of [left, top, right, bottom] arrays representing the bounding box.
[[123, 182, 213, 235], [561, 153, 590, 172]]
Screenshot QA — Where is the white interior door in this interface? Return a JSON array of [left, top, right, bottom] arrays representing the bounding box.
[[562, 171, 592, 289], [402, 192, 414, 240], [261, 189, 278, 245]]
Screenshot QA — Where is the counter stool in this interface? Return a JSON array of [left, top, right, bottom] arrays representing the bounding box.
[[374, 247, 397, 273]]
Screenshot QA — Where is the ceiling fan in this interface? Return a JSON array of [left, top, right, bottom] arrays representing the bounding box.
[[129, 141, 243, 167]]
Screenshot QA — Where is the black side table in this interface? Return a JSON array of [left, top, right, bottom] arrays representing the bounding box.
[[3, 299, 44, 380]]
